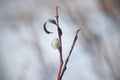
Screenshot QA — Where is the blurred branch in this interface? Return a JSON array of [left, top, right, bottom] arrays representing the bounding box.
[[100, 0, 120, 18], [60, 29, 80, 80]]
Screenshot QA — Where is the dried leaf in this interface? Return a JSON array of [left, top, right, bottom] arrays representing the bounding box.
[[43, 19, 58, 34], [43, 22, 53, 34], [43, 19, 62, 36]]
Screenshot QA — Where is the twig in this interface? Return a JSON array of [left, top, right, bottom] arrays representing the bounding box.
[[43, 6, 80, 80], [56, 6, 63, 80], [59, 29, 80, 80]]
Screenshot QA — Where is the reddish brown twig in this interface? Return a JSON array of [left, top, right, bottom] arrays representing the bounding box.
[[43, 6, 80, 80], [59, 29, 80, 80], [56, 6, 63, 80]]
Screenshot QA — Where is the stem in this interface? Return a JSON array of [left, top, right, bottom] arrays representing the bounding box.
[[56, 6, 63, 80], [60, 29, 80, 80], [56, 48, 63, 80]]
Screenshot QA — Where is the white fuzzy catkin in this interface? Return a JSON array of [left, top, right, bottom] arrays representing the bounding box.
[[51, 38, 61, 49]]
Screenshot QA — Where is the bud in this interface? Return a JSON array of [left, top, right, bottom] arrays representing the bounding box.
[[51, 38, 61, 49]]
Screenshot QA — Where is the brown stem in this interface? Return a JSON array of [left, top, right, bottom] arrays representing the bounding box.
[[56, 6, 63, 80], [56, 48, 63, 80], [59, 29, 80, 80]]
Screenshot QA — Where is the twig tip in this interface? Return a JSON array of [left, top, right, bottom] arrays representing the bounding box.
[[76, 28, 81, 35]]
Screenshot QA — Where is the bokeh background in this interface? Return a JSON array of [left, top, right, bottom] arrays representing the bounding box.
[[0, 0, 120, 80]]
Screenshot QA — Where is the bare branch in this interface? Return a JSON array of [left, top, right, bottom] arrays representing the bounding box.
[[59, 29, 80, 80], [43, 5, 80, 80], [55, 6, 63, 80]]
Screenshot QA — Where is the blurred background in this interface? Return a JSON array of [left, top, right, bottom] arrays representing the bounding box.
[[0, 0, 120, 80]]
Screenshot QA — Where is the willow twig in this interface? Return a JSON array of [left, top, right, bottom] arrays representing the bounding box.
[[56, 6, 63, 80], [59, 29, 80, 80]]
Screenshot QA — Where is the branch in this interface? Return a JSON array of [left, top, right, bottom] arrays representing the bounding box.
[[59, 29, 80, 80], [43, 6, 80, 80], [56, 6, 63, 80]]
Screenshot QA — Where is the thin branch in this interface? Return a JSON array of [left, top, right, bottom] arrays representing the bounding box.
[[43, 6, 80, 80], [56, 6, 63, 80], [59, 29, 80, 80]]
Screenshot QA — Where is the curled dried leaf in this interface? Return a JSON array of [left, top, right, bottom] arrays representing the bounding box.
[[43, 22, 53, 34], [43, 19, 57, 34], [43, 19, 63, 36]]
